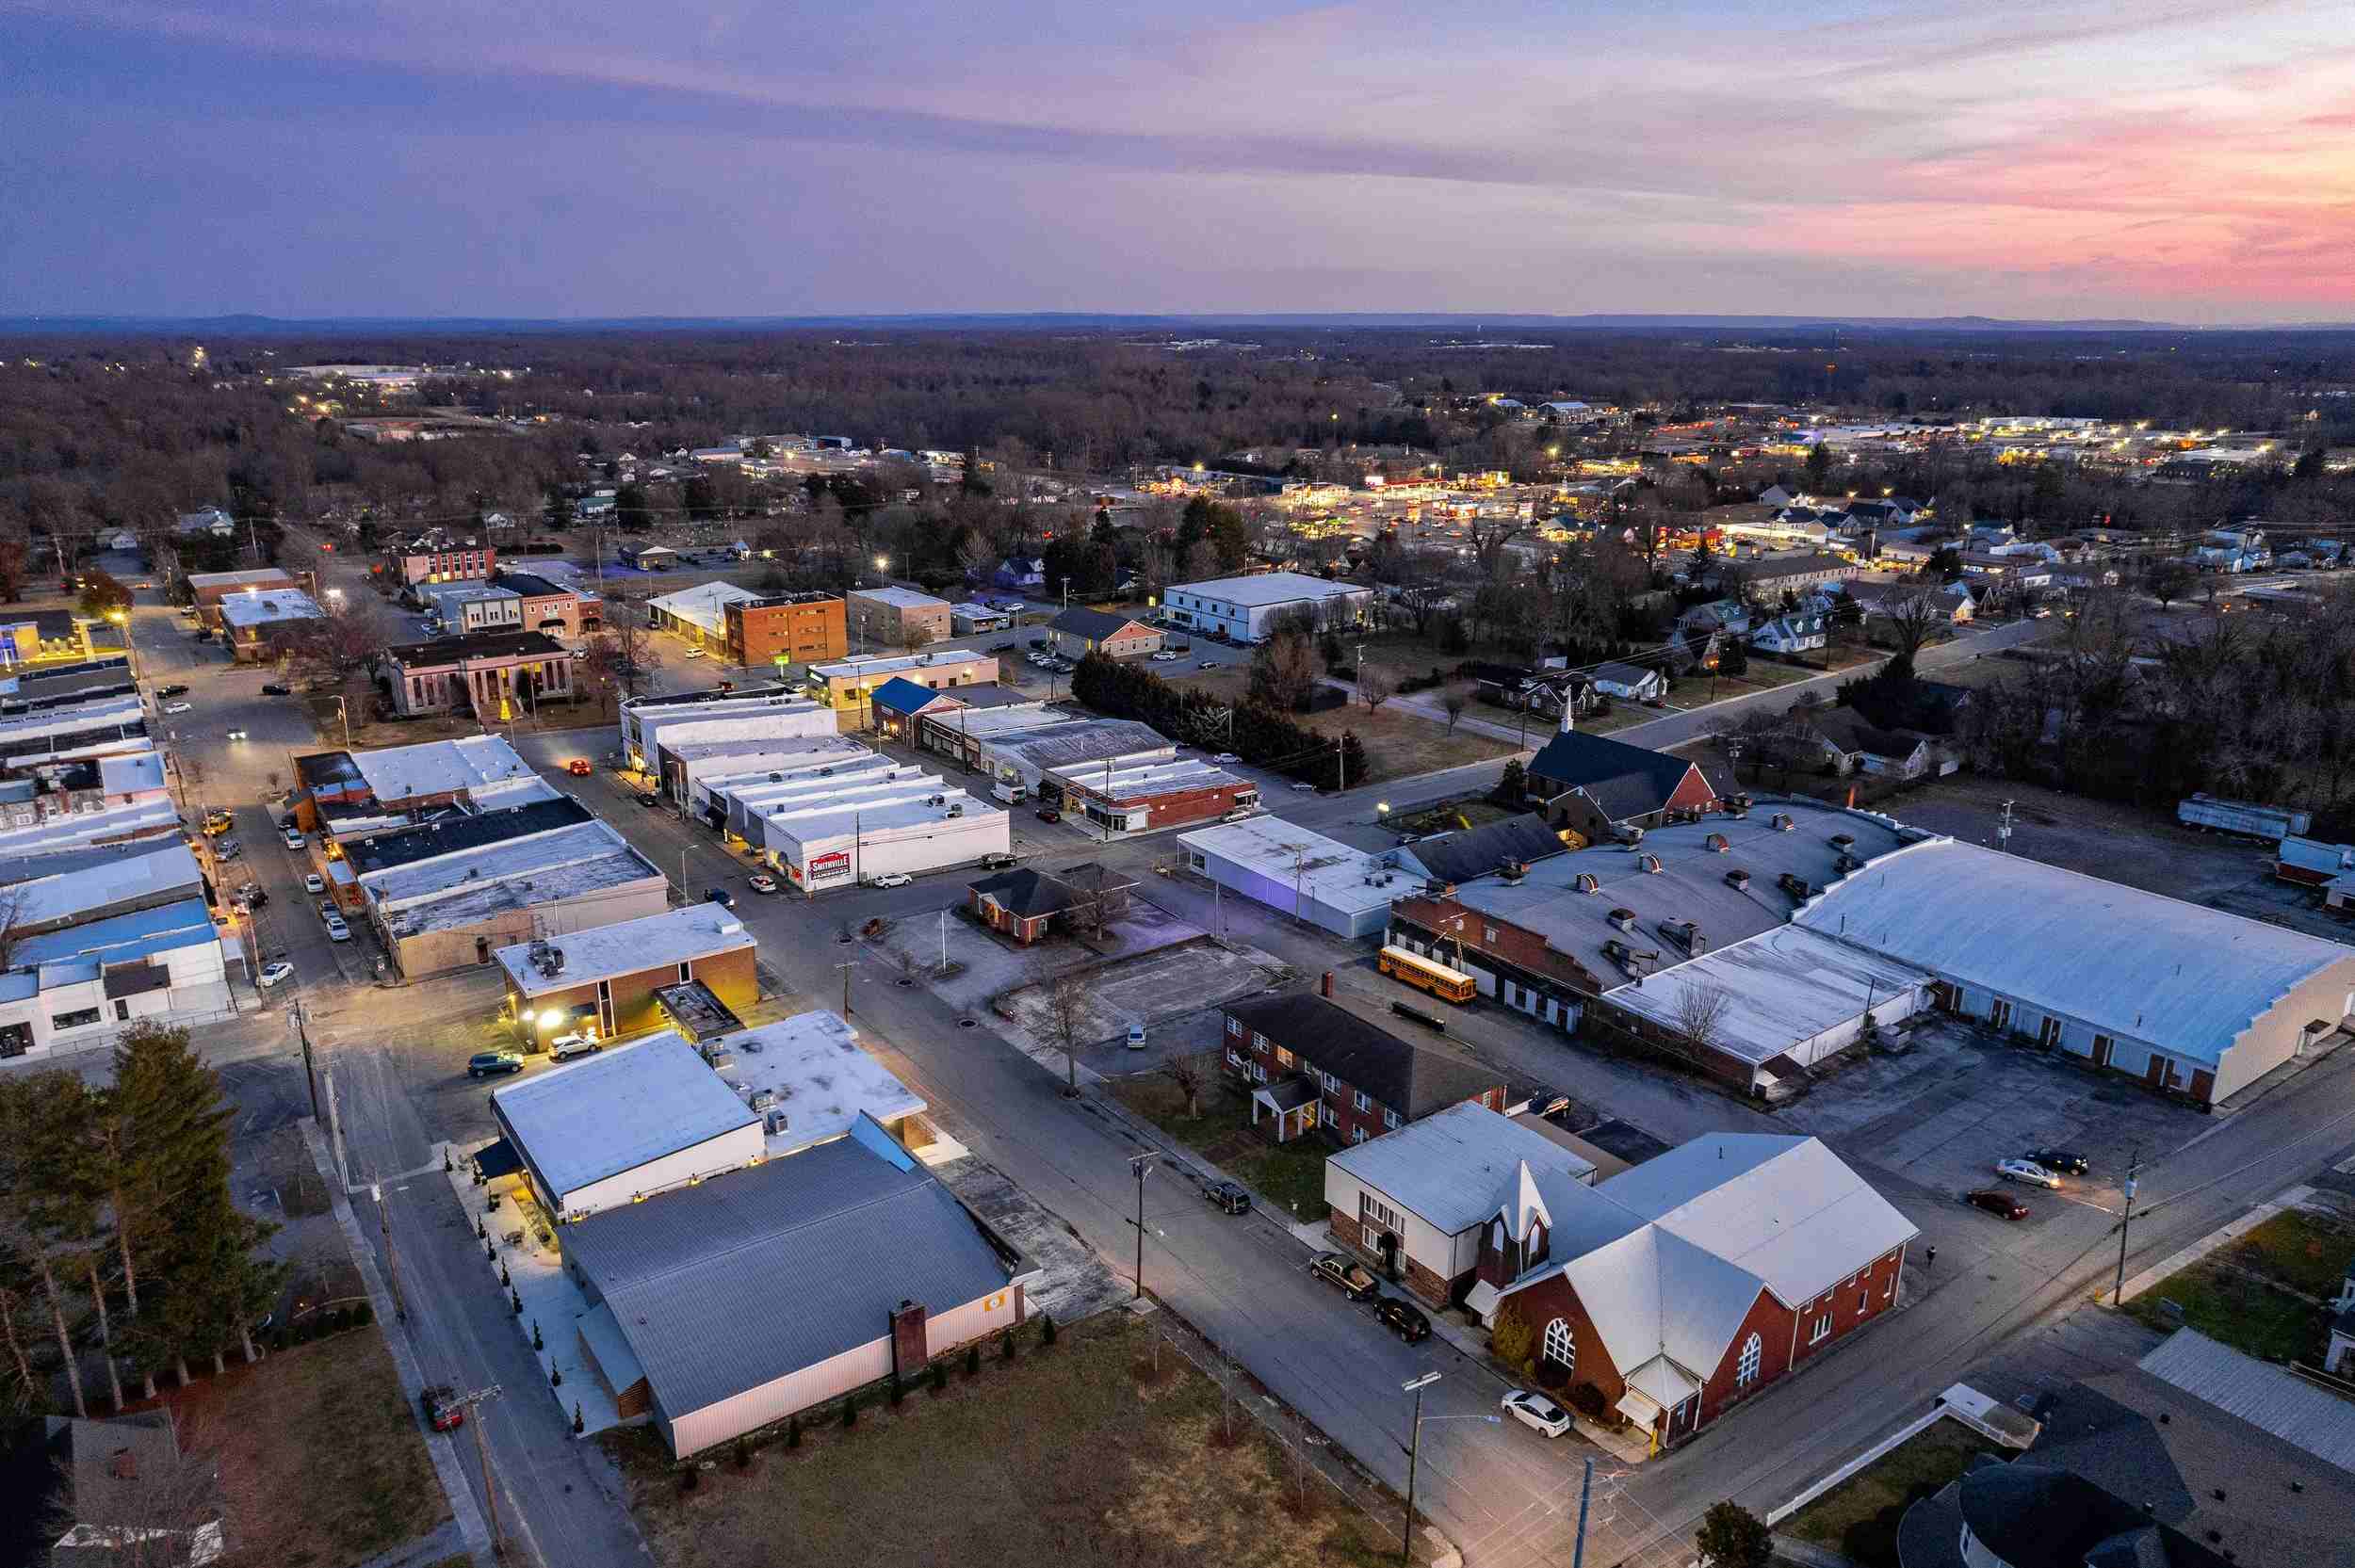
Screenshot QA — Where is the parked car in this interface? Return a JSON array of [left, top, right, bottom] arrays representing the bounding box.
[[548, 1033, 601, 1062], [1035, 807, 1062, 823], [1996, 1157, 2062, 1189], [979, 852, 1018, 870], [255, 960, 296, 990], [225, 729, 247, 741], [567, 758, 593, 776], [1150, 651, 1181, 662], [317, 900, 337, 922], [868, 872, 912, 889], [1291, 781, 1318, 792], [324, 915, 351, 942], [1307, 1251, 1379, 1301], [162, 701, 193, 714], [705, 887, 737, 908], [467, 1052, 524, 1079], [2027, 1147, 2089, 1175], [304, 873, 325, 895], [260, 683, 291, 696], [635, 793, 661, 808], [281, 827, 305, 850], [683, 647, 706, 659], [419, 1384, 465, 1431], [1126, 1024, 1146, 1050], [1197, 659, 1218, 670], [1500, 1389, 1573, 1438], [1212, 752, 1240, 764], [1203, 1180, 1251, 1215], [1376, 1299, 1432, 1343], [747, 872, 778, 894], [215, 837, 241, 859], [155, 683, 189, 697], [1965, 1188, 2031, 1220], [202, 812, 234, 835], [990, 640, 1017, 653]]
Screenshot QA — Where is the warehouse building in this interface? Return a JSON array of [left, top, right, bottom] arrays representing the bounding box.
[[1163, 572, 1372, 643], [845, 586, 952, 648], [677, 736, 872, 822], [733, 767, 1010, 891], [1049, 756, 1256, 835], [495, 904, 758, 1050], [1794, 838, 2355, 1105], [1178, 817, 1414, 939], [352, 799, 669, 978]]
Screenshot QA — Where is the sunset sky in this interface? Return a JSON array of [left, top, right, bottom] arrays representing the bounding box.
[[5, 0, 2350, 320]]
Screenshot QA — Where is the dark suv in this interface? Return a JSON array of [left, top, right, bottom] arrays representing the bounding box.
[[1376, 1298, 1431, 1342], [1307, 1252, 1379, 1301]]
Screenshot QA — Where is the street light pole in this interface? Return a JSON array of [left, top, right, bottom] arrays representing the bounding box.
[[1400, 1371, 1440, 1566], [2113, 1145, 2141, 1304], [1127, 1154, 1153, 1300]]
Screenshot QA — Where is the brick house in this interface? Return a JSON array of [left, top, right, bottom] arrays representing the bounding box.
[[1324, 1101, 1598, 1306], [1520, 713, 1722, 842], [965, 864, 1130, 945], [1469, 1132, 1914, 1452], [1222, 991, 1503, 1145], [1048, 606, 1162, 660]]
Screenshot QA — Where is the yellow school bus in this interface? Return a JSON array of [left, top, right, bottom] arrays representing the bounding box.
[[1378, 945, 1477, 1005]]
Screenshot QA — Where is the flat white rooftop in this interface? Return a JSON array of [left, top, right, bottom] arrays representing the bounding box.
[[645, 581, 758, 636], [492, 1031, 757, 1204], [1178, 817, 1398, 918], [348, 734, 536, 802], [217, 590, 325, 629], [847, 586, 951, 610], [186, 568, 293, 590], [1604, 924, 1933, 1068], [709, 1010, 927, 1158], [1059, 756, 1242, 800], [496, 903, 755, 996], [1171, 571, 1369, 607], [807, 650, 993, 682]]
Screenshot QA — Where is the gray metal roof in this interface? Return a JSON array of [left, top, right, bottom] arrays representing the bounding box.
[[1329, 1102, 1595, 1236], [559, 1129, 1021, 1421], [491, 1032, 757, 1201], [2137, 1329, 2355, 1473]]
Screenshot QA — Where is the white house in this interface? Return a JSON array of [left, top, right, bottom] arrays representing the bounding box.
[[1750, 612, 1827, 655], [1591, 661, 1665, 702]]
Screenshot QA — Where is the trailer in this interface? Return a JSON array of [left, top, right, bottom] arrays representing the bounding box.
[[2177, 793, 2312, 841]]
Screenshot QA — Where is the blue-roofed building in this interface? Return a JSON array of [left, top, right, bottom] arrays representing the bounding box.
[[0, 887, 232, 1062], [558, 1116, 1038, 1456], [867, 675, 962, 739]]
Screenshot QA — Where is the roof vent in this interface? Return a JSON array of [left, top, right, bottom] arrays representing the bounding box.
[[1725, 868, 1750, 890], [1574, 872, 1600, 894], [1829, 832, 1856, 849], [1704, 832, 1730, 852], [1636, 853, 1662, 874], [1770, 813, 1795, 832], [1608, 908, 1637, 931]]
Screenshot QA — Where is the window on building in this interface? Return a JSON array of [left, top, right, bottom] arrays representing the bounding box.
[[1542, 1317, 1574, 1372], [1384, 1108, 1401, 1130], [1484, 926, 1498, 942], [1226, 1047, 1245, 1069], [1859, 1291, 1868, 1313], [1808, 1315, 1832, 1345], [1275, 1047, 1292, 1069], [51, 1008, 102, 1031], [1360, 1193, 1402, 1232], [1354, 1090, 1372, 1113], [1226, 1016, 1242, 1035], [1350, 1125, 1369, 1144], [1251, 1063, 1267, 1084], [1320, 1102, 1337, 1126], [1736, 1333, 1762, 1385]]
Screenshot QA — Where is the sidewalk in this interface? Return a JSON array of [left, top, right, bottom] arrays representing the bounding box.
[[2116, 1183, 2316, 1303]]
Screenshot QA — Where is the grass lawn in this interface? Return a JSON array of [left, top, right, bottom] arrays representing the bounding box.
[[1168, 668, 1516, 784], [2128, 1256, 2328, 1363], [2227, 1207, 2355, 1299], [1114, 1075, 1332, 1222], [1778, 1421, 2002, 1567], [173, 1327, 447, 1568], [612, 1314, 1424, 1568]]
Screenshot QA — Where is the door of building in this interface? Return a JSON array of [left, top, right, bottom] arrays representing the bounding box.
[[1988, 998, 2012, 1031], [2146, 1054, 2168, 1088], [2092, 1034, 2114, 1068]]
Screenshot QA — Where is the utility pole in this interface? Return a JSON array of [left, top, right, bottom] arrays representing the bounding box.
[[1570, 1455, 1594, 1568], [2113, 1145, 2141, 1305], [325, 1071, 349, 1191], [1997, 797, 2015, 852], [836, 960, 853, 1017], [453, 1383, 507, 1559], [1400, 1371, 1439, 1566], [1127, 1154, 1153, 1299], [292, 998, 320, 1121], [371, 1180, 408, 1322]]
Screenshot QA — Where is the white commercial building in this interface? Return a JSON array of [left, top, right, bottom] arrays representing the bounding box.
[[676, 736, 872, 821], [743, 770, 1009, 893], [636, 703, 839, 802], [1163, 571, 1372, 642], [1178, 816, 1411, 939], [645, 581, 758, 646]]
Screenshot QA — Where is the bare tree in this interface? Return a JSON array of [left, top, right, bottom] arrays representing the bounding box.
[[1669, 980, 1735, 1067], [1357, 663, 1395, 714], [1878, 586, 1949, 665], [1247, 629, 1318, 713], [1440, 687, 1469, 735], [1161, 1047, 1215, 1119], [1047, 973, 1089, 1099], [42, 1406, 227, 1568]]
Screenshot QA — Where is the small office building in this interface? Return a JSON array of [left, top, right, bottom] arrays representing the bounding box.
[[495, 905, 758, 1049], [1049, 756, 1257, 835], [846, 586, 952, 648], [1163, 572, 1372, 642], [803, 651, 996, 719]]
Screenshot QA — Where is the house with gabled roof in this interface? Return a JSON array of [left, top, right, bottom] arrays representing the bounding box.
[[1520, 708, 1722, 842], [1222, 991, 1503, 1146], [1468, 1131, 1916, 1451]]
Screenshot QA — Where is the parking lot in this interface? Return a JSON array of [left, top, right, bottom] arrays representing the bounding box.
[[1781, 1016, 2209, 1219]]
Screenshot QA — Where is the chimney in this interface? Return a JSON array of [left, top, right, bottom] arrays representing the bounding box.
[[1321, 970, 1334, 998], [1558, 692, 1575, 735]]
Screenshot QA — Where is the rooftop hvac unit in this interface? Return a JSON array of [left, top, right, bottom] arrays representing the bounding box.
[[1724, 868, 1751, 891], [1829, 832, 1856, 850], [748, 1088, 776, 1112], [765, 1110, 789, 1135], [948, 804, 963, 816], [1608, 907, 1637, 932], [1500, 859, 1529, 883], [769, 772, 783, 782], [929, 795, 944, 806], [1835, 851, 1861, 874]]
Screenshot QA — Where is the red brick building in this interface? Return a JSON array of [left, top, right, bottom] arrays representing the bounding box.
[[387, 541, 496, 587], [1520, 718, 1722, 844], [1469, 1133, 1914, 1452], [1222, 991, 1502, 1145], [1050, 757, 1258, 836]]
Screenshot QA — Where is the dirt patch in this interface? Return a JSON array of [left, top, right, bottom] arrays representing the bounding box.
[[614, 1314, 1421, 1568], [166, 1329, 447, 1568], [997, 937, 1288, 1045]]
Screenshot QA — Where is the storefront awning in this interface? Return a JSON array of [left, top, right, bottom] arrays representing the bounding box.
[[470, 1138, 522, 1180]]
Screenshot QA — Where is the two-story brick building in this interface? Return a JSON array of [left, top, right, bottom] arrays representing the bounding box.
[[1222, 990, 1503, 1146], [386, 539, 496, 587], [724, 592, 847, 668], [1465, 1131, 1914, 1452], [496, 570, 601, 641], [380, 630, 574, 718]]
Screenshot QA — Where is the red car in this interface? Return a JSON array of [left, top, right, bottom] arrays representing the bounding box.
[[419, 1384, 464, 1431], [1965, 1188, 2030, 1220], [1035, 807, 1062, 823], [566, 759, 593, 777]]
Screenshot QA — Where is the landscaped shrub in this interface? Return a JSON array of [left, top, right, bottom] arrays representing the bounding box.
[[787, 1415, 801, 1448], [1000, 1327, 1018, 1362], [1039, 1313, 1056, 1348], [965, 1344, 981, 1379], [840, 1395, 857, 1430], [1568, 1382, 1608, 1422], [930, 1361, 948, 1394], [887, 1377, 904, 1407]]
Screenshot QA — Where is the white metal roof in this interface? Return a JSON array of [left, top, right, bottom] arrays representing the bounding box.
[[2139, 1328, 2355, 1472], [1328, 1103, 1595, 1236], [1178, 817, 1404, 918], [495, 905, 754, 996], [491, 1031, 759, 1203], [715, 1010, 926, 1158], [1169, 571, 1370, 607], [98, 750, 167, 796], [6, 841, 200, 927], [847, 586, 950, 611], [216, 590, 325, 629], [806, 649, 993, 682], [1603, 924, 1931, 1069], [644, 580, 757, 637], [347, 734, 536, 802], [1797, 837, 2355, 1068], [1054, 756, 1242, 800]]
